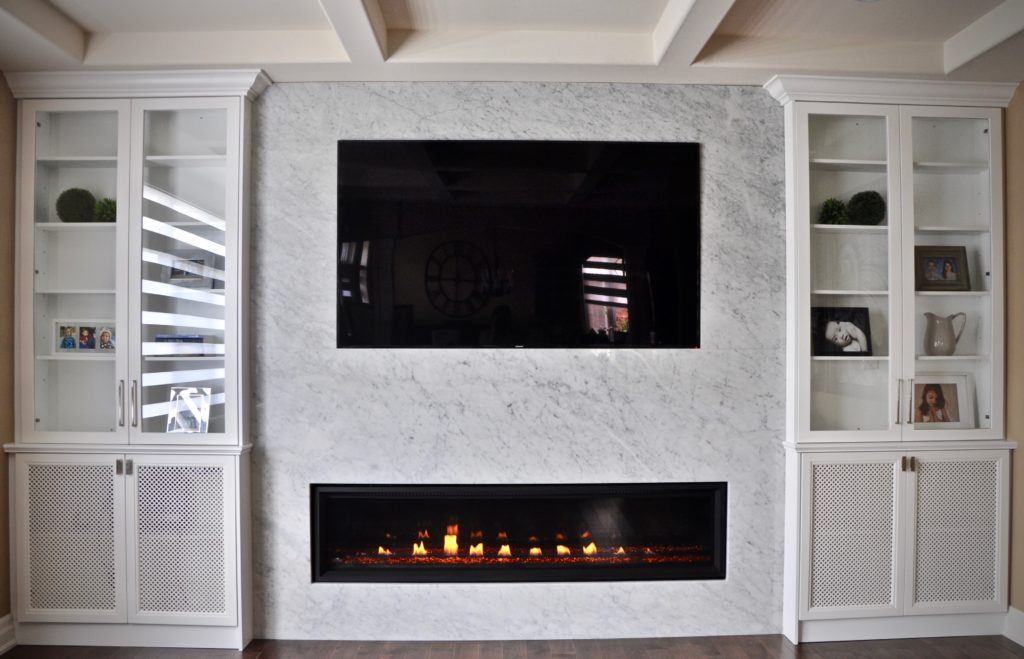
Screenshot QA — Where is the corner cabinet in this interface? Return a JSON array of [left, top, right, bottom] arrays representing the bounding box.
[[767, 76, 1017, 644], [5, 70, 268, 651]]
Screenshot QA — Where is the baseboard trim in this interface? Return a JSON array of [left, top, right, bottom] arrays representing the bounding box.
[[0, 614, 15, 655], [800, 612, 1006, 643], [1004, 607, 1024, 646], [15, 621, 244, 650]]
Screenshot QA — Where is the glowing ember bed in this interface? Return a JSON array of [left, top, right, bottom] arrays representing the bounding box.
[[310, 483, 726, 582]]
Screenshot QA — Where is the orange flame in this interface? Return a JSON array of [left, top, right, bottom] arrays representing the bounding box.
[[498, 544, 512, 557], [417, 530, 430, 539], [557, 545, 571, 556], [615, 546, 626, 555], [469, 543, 484, 557], [470, 530, 483, 540], [581, 530, 591, 539], [412, 541, 427, 556], [444, 535, 459, 556], [529, 547, 542, 556], [497, 531, 508, 540], [555, 533, 566, 541], [582, 542, 597, 556], [447, 524, 459, 535], [377, 546, 392, 556]]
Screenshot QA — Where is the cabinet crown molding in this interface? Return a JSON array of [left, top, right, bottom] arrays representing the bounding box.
[[4, 69, 271, 101], [764, 74, 1017, 108]]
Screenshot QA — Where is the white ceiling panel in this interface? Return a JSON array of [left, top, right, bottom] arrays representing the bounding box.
[[48, 0, 330, 32], [378, 0, 670, 33]]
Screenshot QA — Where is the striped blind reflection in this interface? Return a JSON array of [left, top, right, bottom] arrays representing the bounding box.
[[140, 108, 227, 434]]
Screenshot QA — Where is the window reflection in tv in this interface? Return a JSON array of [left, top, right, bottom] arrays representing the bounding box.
[[337, 141, 700, 348]]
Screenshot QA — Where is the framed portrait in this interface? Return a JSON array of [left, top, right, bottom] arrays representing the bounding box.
[[811, 307, 873, 356], [163, 250, 213, 289], [55, 323, 78, 353], [53, 320, 115, 354], [915, 246, 971, 292], [97, 326, 116, 352], [911, 374, 974, 430]]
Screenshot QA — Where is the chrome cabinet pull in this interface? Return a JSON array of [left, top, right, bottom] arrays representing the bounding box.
[[130, 380, 138, 427], [117, 380, 125, 427], [125, 459, 134, 476], [895, 379, 903, 425], [907, 378, 914, 426], [116, 459, 123, 475]]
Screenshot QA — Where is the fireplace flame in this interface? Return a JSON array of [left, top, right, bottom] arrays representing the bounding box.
[[581, 530, 591, 539], [497, 531, 508, 540], [529, 547, 542, 556], [447, 524, 459, 535], [469, 543, 484, 557], [498, 544, 512, 557], [470, 530, 483, 540], [555, 533, 566, 541], [582, 542, 597, 556], [444, 534, 459, 556], [556, 545, 571, 556], [615, 546, 626, 555], [377, 546, 392, 556], [418, 530, 430, 539], [412, 541, 427, 556]]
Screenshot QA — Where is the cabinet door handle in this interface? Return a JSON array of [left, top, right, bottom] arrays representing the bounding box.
[[906, 378, 914, 426], [910, 456, 917, 472], [116, 459, 123, 475], [901, 456, 907, 472], [117, 380, 125, 427], [125, 459, 134, 476], [130, 380, 138, 427], [895, 379, 903, 425]]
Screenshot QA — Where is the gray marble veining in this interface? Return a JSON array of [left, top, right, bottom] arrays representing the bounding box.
[[250, 82, 785, 640]]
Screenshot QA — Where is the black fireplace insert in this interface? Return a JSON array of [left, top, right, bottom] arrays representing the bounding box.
[[311, 483, 726, 582]]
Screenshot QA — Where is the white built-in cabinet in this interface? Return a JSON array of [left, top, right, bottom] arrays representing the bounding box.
[[4, 70, 267, 651], [767, 75, 1018, 644]]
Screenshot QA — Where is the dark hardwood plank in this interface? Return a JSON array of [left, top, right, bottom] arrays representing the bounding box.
[[4, 635, 1023, 659]]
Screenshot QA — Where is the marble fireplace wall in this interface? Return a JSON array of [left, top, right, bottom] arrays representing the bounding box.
[[251, 82, 785, 640]]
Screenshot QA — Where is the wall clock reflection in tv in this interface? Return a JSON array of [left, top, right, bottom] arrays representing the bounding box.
[[424, 240, 491, 318]]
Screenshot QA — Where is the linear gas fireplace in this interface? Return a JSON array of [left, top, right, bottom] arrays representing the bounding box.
[[311, 483, 726, 582]]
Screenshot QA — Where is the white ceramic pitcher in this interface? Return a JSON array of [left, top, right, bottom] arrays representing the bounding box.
[[923, 312, 966, 356]]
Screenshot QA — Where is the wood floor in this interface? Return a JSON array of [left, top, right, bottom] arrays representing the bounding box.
[[3, 635, 1024, 658]]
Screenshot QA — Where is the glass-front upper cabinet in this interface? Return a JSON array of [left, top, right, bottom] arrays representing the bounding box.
[[798, 103, 902, 441], [18, 100, 130, 442], [130, 98, 240, 444], [901, 106, 1003, 439]]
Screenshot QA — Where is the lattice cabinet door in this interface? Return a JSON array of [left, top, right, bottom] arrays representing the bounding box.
[[800, 452, 905, 620], [14, 453, 128, 623], [126, 453, 237, 626], [904, 450, 1008, 615]]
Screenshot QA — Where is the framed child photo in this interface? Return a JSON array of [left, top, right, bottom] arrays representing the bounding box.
[[916, 245, 971, 292], [53, 320, 115, 354], [55, 323, 78, 353], [911, 374, 974, 430], [811, 306, 873, 356]]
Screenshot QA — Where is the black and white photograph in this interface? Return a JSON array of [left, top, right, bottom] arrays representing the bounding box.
[[811, 306, 873, 356]]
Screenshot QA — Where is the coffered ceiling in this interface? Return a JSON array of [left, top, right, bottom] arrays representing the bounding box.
[[1, 0, 1023, 84]]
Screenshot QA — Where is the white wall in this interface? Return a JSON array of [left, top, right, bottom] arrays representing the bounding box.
[[250, 82, 786, 639]]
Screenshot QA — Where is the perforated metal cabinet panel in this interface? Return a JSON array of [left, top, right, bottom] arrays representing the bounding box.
[[15, 454, 127, 623], [908, 453, 1005, 613], [127, 454, 237, 626], [802, 454, 901, 618]]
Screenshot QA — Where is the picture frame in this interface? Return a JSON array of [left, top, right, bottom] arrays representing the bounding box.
[[162, 250, 213, 289], [53, 320, 115, 354], [165, 386, 212, 433], [811, 306, 873, 356], [915, 245, 971, 292], [911, 374, 974, 430]]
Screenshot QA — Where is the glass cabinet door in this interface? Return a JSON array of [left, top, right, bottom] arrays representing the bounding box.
[[23, 100, 129, 440], [131, 99, 238, 443], [901, 107, 1002, 438], [800, 104, 902, 439]]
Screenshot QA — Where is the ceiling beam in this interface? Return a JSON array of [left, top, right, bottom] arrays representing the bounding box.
[[318, 0, 388, 64], [944, 0, 1024, 74], [0, 0, 85, 64], [660, 0, 735, 65]]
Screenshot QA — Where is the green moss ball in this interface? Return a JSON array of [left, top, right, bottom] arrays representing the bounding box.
[[847, 190, 886, 225], [56, 188, 96, 223]]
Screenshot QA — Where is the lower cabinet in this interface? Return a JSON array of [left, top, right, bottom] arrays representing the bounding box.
[[14, 452, 238, 627], [799, 449, 1008, 621]]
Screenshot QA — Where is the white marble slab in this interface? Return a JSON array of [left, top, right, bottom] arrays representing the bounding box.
[[250, 82, 785, 640]]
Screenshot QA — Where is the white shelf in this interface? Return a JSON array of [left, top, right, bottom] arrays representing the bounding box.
[[35, 222, 116, 231], [810, 158, 886, 172], [143, 355, 225, 362], [145, 154, 226, 168], [35, 156, 117, 168], [916, 355, 988, 361], [915, 225, 989, 233], [812, 356, 889, 361], [813, 289, 888, 296], [914, 160, 988, 173], [35, 288, 116, 295], [915, 290, 990, 297], [812, 224, 888, 233], [37, 353, 115, 362]]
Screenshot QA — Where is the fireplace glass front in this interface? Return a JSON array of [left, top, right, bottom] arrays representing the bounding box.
[[311, 483, 726, 582]]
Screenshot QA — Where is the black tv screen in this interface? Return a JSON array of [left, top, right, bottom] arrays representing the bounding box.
[[337, 140, 700, 348]]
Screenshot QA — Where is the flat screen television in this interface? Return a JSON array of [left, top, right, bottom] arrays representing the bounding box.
[[337, 140, 700, 348]]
